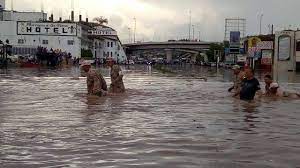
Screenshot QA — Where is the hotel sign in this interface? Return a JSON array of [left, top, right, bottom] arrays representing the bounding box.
[[17, 22, 78, 36], [88, 28, 117, 36]]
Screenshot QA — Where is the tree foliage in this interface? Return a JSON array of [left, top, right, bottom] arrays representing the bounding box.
[[206, 43, 224, 62], [93, 16, 108, 25], [81, 49, 93, 58]]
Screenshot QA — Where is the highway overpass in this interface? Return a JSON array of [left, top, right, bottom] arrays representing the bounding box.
[[123, 41, 220, 63]]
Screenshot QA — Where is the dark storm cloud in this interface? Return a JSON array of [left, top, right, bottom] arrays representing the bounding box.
[[9, 0, 300, 42]]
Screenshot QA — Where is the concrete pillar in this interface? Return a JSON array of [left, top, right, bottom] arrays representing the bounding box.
[[165, 49, 172, 63], [71, 11, 74, 22], [191, 53, 197, 64]]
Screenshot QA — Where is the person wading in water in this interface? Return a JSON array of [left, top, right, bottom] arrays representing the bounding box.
[[108, 61, 126, 94], [81, 61, 108, 97], [239, 68, 261, 101], [229, 65, 246, 97]]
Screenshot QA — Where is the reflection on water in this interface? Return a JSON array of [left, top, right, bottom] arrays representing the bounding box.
[[1, 66, 300, 168]]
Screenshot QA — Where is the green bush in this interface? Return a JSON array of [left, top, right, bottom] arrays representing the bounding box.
[[81, 49, 93, 58]]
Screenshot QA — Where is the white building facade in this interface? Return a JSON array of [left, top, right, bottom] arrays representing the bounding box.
[[0, 5, 82, 58], [0, 0, 127, 61], [89, 26, 127, 63], [0, 20, 82, 58]]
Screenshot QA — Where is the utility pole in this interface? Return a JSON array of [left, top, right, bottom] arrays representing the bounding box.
[[128, 27, 131, 43], [133, 17, 137, 43], [192, 25, 195, 41], [188, 10, 191, 41]]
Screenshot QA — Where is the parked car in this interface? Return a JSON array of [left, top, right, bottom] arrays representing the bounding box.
[[7, 55, 19, 63], [210, 62, 217, 67], [127, 60, 135, 65]]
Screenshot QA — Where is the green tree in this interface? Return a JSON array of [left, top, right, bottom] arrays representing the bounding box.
[[206, 43, 224, 62], [81, 49, 93, 58]]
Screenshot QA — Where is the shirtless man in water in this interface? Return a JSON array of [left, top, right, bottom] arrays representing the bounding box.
[[108, 61, 126, 94], [264, 75, 300, 98], [228, 65, 246, 96]]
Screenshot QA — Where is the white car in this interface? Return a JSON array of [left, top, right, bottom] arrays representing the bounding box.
[[128, 60, 135, 65], [7, 55, 19, 63]]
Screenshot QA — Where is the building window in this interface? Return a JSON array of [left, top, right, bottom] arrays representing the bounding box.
[[296, 40, 300, 51], [107, 42, 110, 47], [111, 52, 113, 57], [18, 39, 25, 44], [111, 42, 114, 48], [42, 40, 48, 45], [68, 40, 74, 45]]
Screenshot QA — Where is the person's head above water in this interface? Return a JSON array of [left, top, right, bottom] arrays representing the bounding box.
[[264, 75, 273, 85], [108, 59, 115, 68], [269, 82, 280, 94], [81, 61, 91, 73], [232, 65, 241, 75], [244, 68, 255, 79]]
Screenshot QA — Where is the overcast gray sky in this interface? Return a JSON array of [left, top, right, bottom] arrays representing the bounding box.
[[7, 0, 300, 42]]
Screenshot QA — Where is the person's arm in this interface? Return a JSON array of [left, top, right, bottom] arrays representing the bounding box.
[[232, 88, 240, 97], [228, 86, 234, 92], [87, 74, 94, 94], [255, 80, 263, 97], [101, 76, 108, 91], [111, 72, 124, 85]]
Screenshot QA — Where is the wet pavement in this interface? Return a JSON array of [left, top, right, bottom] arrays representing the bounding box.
[[1, 65, 300, 168]]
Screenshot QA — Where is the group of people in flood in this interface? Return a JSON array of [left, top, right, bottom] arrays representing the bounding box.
[[79, 60, 299, 101], [80, 60, 125, 97], [228, 65, 300, 101], [36, 47, 73, 67]]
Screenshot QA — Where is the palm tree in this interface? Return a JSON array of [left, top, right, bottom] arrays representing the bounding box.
[[93, 16, 108, 25]]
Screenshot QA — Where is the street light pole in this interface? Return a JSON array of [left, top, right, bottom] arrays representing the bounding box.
[[259, 14, 264, 35], [133, 17, 137, 43]]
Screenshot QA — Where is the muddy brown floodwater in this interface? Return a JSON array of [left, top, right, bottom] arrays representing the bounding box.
[[1, 65, 300, 168]]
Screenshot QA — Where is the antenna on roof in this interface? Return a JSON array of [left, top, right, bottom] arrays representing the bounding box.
[[41, 0, 44, 13], [71, 0, 74, 11], [71, 0, 74, 22], [11, 0, 14, 11], [59, 9, 62, 21]]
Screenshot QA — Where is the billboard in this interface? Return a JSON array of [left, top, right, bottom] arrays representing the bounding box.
[[17, 21, 78, 36], [237, 54, 247, 63], [230, 31, 240, 44], [261, 50, 272, 65], [278, 36, 291, 61]]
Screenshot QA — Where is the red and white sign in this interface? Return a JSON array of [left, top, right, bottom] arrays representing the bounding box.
[[257, 41, 273, 50], [261, 50, 272, 65]]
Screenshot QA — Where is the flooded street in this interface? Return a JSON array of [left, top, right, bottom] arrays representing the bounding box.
[[1, 66, 300, 168]]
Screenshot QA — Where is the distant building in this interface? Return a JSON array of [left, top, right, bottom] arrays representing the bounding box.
[[0, 0, 5, 11]]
